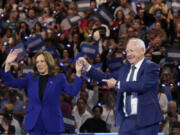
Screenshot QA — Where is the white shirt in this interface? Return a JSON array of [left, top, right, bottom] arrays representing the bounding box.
[[72, 109, 92, 133], [101, 105, 119, 132], [123, 58, 144, 117], [0, 116, 22, 134], [163, 114, 180, 135], [158, 92, 168, 115], [86, 58, 144, 117]]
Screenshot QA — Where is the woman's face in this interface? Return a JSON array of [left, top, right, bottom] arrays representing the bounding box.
[[36, 54, 49, 75], [116, 11, 123, 20], [90, 1, 96, 9], [35, 23, 41, 31], [72, 34, 79, 42], [77, 99, 86, 110], [95, 54, 101, 63], [63, 50, 69, 58], [6, 29, 12, 37], [155, 22, 161, 30]]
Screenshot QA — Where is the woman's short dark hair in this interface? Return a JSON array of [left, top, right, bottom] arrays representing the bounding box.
[[33, 51, 57, 77]]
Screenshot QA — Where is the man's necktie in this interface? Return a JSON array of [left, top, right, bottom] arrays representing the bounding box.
[[125, 66, 136, 115]]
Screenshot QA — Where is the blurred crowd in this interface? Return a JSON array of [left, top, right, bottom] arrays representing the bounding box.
[[0, 0, 180, 134]]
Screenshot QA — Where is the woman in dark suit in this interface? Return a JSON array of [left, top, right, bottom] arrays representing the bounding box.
[[1, 49, 84, 135]]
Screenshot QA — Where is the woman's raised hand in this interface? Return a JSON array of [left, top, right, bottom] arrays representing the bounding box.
[[5, 49, 21, 64]]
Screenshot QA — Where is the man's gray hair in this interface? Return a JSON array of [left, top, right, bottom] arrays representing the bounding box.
[[128, 38, 146, 53]]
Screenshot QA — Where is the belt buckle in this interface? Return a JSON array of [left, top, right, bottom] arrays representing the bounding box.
[[128, 115, 137, 119]]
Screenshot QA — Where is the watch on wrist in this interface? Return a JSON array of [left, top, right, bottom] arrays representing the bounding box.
[[115, 80, 118, 87]]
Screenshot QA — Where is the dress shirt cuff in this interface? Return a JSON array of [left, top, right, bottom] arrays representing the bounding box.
[[86, 65, 92, 72], [115, 81, 120, 89]]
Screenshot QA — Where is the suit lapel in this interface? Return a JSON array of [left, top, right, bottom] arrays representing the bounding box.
[[137, 59, 146, 80], [120, 59, 146, 81]]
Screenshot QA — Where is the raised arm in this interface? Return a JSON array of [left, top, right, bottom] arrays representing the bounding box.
[[75, 58, 84, 77], [5, 49, 20, 72], [2, 49, 30, 89], [62, 60, 84, 96]]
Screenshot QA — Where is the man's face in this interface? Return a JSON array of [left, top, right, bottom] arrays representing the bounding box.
[[120, 0, 127, 6], [138, 9, 144, 18], [93, 107, 101, 118], [154, 37, 162, 48], [124, 15, 131, 24], [77, 99, 86, 110], [28, 10, 35, 19], [133, 22, 140, 30], [127, 27, 136, 38], [145, 53, 152, 60], [126, 41, 144, 65]]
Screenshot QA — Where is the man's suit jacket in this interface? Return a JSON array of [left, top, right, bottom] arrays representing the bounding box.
[[86, 58, 164, 128], [1, 71, 83, 132]]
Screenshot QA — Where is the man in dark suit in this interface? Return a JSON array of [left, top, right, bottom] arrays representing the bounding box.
[[78, 38, 163, 135]]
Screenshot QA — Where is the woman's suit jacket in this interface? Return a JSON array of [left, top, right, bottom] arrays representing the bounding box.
[[1, 71, 84, 132]]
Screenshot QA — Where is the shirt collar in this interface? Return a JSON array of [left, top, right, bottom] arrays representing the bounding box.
[[132, 58, 144, 70]]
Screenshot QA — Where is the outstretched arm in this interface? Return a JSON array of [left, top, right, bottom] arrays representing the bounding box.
[[102, 78, 118, 88], [77, 57, 118, 85]]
